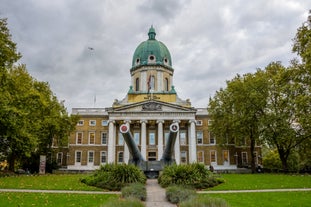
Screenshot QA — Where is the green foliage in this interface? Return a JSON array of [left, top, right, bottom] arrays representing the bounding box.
[[263, 149, 282, 170], [166, 185, 196, 204], [121, 183, 146, 201], [102, 198, 144, 207], [158, 163, 222, 189], [180, 196, 230, 207], [81, 163, 146, 191]]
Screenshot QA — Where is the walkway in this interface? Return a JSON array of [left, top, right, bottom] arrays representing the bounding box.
[[145, 179, 176, 207]]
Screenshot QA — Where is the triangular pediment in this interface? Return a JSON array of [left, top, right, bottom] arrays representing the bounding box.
[[108, 100, 196, 113]]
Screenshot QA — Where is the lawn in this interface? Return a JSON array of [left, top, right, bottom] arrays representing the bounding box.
[[210, 173, 311, 190], [0, 192, 117, 207], [203, 191, 311, 207], [0, 174, 101, 191]]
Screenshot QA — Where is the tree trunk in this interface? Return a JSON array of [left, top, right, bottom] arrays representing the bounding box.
[[278, 148, 289, 172], [8, 153, 15, 172], [250, 138, 256, 173]]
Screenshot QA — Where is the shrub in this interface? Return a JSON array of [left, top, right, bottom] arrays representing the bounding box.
[[158, 163, 223, 189], [102, 198, 144, 207], [180, 196, 230, 207], [166, 185, 196, 204], [121, 183, 147, 201], [81, 163, 146, 191]]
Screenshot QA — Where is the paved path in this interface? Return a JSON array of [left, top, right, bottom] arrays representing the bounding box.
[[145, 179, 176, 207]]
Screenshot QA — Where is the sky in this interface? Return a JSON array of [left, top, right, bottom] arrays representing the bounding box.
[[1, 0, 311, 112]]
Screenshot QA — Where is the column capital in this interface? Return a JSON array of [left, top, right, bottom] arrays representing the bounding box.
[[108, 119, 115, 124], [156, 119, 165, 124], [124, 119, 132, 124], [140, 119, 148, 124], [173, 119, 180, 123], [189, 119, 196, 124]]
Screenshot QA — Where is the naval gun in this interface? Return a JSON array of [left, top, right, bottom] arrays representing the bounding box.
[[119, 122, 179, 178]]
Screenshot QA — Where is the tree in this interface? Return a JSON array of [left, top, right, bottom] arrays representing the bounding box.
[[208, 70, 268, 173]]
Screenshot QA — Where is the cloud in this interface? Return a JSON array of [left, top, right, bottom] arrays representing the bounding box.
[[1, 0, 310, 111]]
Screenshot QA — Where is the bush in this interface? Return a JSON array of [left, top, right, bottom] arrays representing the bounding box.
[[158, 163, 223, 189], [81, 163, 146, 191], [166, 185, 196, 204], [180, 196, 230, 207], [121, 183, 147, 201], [102, 198, 144, 207]]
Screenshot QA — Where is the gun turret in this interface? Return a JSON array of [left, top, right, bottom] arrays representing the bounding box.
[[160, 123, 179, 165], [120, 124, 145, 165]]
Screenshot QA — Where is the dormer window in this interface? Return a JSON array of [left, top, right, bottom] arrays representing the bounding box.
[[135, 58, 140, 65], [164, 58, 168, 65], [148, 55, 156, 63]]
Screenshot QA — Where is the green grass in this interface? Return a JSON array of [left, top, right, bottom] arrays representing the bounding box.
[[0, 174, 101, 191], [209, 174, 311, 190], [0, 192, 117, 207], [203, 191, 311, 207]]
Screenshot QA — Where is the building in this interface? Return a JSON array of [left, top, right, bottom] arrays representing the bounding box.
[[54, 26, 261, 171]]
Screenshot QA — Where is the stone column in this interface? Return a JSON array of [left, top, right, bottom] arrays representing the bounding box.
[[188, 119, 197, 163], [108, 120, 115, 163], [157, 120, 164, 159], [123, 120, 131, 164], [173, 120, 180, 164], [140, 120, 148, 160]]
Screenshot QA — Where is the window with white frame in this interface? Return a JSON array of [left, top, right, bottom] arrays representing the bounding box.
[[118, 132, 124, 145], [101, 132, 107, 145], [180, 151, 187, 164], [88, 151, 94, 163], [149, 132, 155, 145], [164, 131, 169, 145], [197, 151, 204, 163], [76, 132, 83, 144], [118, 151, 124, 163], [75, 151, 82, 163], [223, 150, 229, 163], [210, 150, 217, 163], [100, 151, 107, 164], [209, 132, 216, 144], [196, 131, 203, 144], [208, 120, 213, 126], [134, 132, 140, 145], [101, 120, 108, 126], [89, 120, 96, 126], [196, 120, 203, 126], [180, 131, 186, 145], [57, 152, 63, 165], [77, 120, 84, 126], [89, 132, 95, 144]]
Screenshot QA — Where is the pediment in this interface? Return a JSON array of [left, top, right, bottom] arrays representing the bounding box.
[[110, 100, 196, 113]]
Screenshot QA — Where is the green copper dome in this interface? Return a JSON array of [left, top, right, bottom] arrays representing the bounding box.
[[131, 26, 172, 70]]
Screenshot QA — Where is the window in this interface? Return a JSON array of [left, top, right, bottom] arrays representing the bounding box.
[[196, 131, 203, 144], [223, 150, 229, 163], [89, 120, 96, 126], [196, 120, 203, 126], [149, 132, 155, 145], [118, 151, 124, 163], [242, 152, 248, 166], [101, 132, 107, 145], [89, 132, 95, 144], [208, 120, 213, 126], [209, 132, 215, 144], [100, 151, 107, 164], [181, 151, 187, 164], [76, 151, 82, 163], [134, 132, 140, 145], [57, 152, 63, 165], [101, 120, 108, 126], [165, 78, 169, 91], [118, 132, 124, 145], [135, 78, 140, 91], [76, 132, 83, 144], [210, 150, 217, 163], [88, 151, 94, 163], [180, 131, 186, 145], [164, 131, 169, 145], [148, 151, 157, 161], [77, 120, 84, 126], [197, 151, 204, 163]]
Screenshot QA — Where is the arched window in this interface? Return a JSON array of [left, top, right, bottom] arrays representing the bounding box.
[[135, 78, 139, 91], [165, 78, 169, 91]]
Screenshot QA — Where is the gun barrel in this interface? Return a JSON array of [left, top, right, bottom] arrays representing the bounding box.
[[120, 124, 145, 164], [161, 123, 179, 164]]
